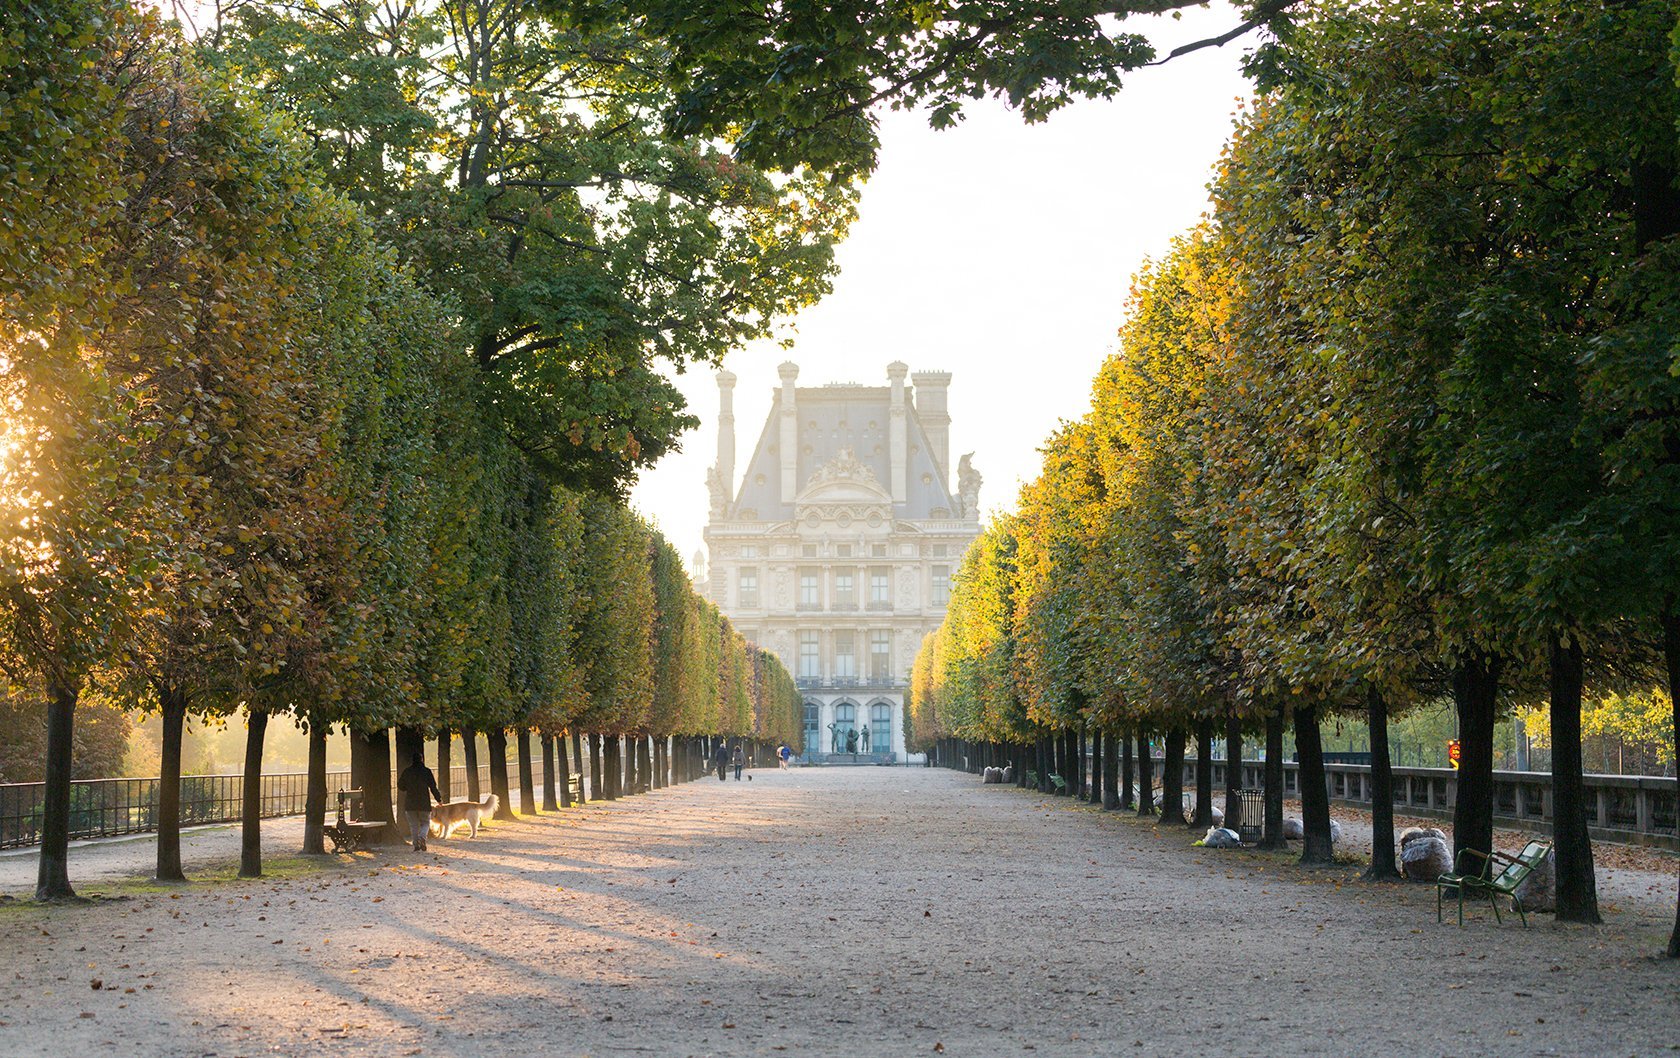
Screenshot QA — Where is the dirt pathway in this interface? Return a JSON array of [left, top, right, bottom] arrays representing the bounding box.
[[1, 768, 1675, 1057]]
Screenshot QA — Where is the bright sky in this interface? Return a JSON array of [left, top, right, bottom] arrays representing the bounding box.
[[631, 5, 1254, 562]]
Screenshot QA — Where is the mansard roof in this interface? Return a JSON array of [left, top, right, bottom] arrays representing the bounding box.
[[730, 384, 957, 521]]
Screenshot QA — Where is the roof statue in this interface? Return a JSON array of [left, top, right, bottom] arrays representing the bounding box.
[[706, 464, 729, 517], [957, 452, 982, 520]]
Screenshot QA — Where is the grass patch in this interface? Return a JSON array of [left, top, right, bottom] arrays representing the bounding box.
[[2, 851, 371, 911]]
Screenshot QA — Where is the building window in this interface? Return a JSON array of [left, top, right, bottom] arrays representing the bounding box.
[[930, 544, 947, 558], [872, 544, 888, 558], [836, 543, 852, 558], [803, 700, 819, 753], [799, 569, 820, 608], [741, 545, 758, 558], [834, 570, 855, 608], [931, 565, 950, 606], [835, 631, 855, 678], [799, 632, 819, 678], [870, 568, 890, 606], [738, 567, 758, 607], [870, 701, 892, 753], [802, 544, 817, 558], [870, 630, 891, 680]]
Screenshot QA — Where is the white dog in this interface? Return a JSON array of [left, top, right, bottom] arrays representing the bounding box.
[[428, 794, 499, 839]]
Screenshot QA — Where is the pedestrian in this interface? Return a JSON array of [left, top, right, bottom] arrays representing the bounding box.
[[860, 724, 871, 753], [396, 750, 442, 852], [731, 743, 745, 781], [713, 739, 729, 781], [778, 743, 791, 770]]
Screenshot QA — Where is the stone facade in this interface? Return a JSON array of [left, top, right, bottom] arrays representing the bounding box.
[[697, 362, 980, 762]]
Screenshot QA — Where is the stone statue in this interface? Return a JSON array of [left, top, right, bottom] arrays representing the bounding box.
[[957, 452, 982, 519], [829, 721, 841, 754], [706, 465, 728, 517], [860, 725, 871, 752]]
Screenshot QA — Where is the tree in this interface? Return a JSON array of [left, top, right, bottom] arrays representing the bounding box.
[[209, 0, 855, 497]]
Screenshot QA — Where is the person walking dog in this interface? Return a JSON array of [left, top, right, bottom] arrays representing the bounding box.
[[396, 750, 442, 852]]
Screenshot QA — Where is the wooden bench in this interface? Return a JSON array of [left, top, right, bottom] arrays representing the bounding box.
[[1437, 839, 1551, 927], [322, 789, 386, 854]]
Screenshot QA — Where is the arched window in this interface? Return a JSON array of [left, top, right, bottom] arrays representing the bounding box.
[[870, 701, 892, 755]]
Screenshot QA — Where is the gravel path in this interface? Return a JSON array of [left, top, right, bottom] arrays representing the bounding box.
[[1, 767, 1675, 1058]]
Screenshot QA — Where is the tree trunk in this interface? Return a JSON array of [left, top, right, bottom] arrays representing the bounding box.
[[301, 720, 327, 857], [1224, 713, 1243, 833], [349, 727, 369, 795], [558, 731, 574, 807], [1160, 729, 1186, 826], [1088, 729, 1103, 805], [1120, 730, 1134, 809], [156, 690, 188, 880], [1135, 731, 1153, 817], [1193, 719, 1213, 829], [1260, 707, 1286, 850], [1550, 637, 1601, 923], [394, 725, 425, 774], [462, 726, 482, 801], [588, 734, 604, 799], [1102, 729, 1119, 809], [1661, 610, 1680, 958], [362, 728, 398, 841], [1452, 654, 1502, 863], [541, 732, 560, 811], [1075, 725, 1088, 799], [639, 736, 653, 792], [35, 677, 79, 900], [487, 729, 516, 819], [437, 730, 453, 802], [1295, 702, 1333, 866], [1363, 688, 1400, 881], [239, 708, 269, 878], [516, 728, 538, 814], [572, 730, 587, 802]]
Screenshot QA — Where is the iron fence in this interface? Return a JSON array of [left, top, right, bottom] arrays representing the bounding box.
[[0, 761, 535, 850]]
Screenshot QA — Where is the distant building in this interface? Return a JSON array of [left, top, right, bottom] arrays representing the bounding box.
[[699, 362, 981, 762]]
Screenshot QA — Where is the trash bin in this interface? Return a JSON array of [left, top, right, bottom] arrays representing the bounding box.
[[1237, 789, 1264, 844]]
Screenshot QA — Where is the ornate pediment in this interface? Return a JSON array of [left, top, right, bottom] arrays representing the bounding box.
[[796, 446, 892, 507]]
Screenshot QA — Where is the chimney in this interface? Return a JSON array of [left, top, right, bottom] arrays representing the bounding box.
[[778, 361, 800, 501], [887, 361, 908, 504], [910, 370, 951, 482], [716, 369, 737, 496]]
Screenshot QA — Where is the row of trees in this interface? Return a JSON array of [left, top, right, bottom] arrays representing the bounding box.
[[1, 0, 827, 898], [908, 0, 1680, 958]]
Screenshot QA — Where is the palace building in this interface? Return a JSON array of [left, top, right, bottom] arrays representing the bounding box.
[[697, 361, 981, 762]]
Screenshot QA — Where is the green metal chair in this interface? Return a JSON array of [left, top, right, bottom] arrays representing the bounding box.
[[1436, 840, 1551, 927]]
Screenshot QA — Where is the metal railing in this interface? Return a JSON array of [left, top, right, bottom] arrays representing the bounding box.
[[1176, 760, 1679, 850], [795, 676, 907, 691], [0, 761, 543, 850]]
